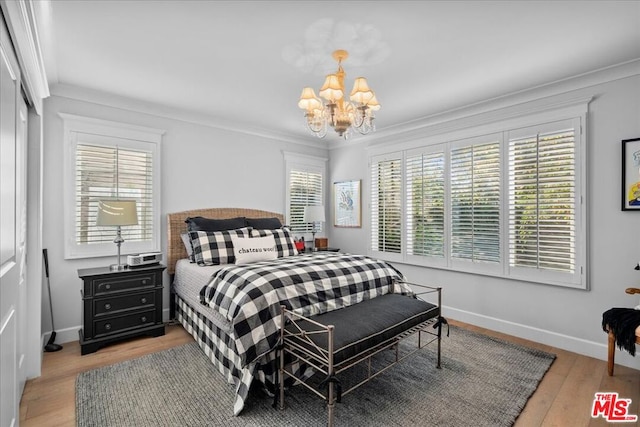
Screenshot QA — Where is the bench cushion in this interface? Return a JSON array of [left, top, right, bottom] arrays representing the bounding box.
[[285, 293, 438, 365]]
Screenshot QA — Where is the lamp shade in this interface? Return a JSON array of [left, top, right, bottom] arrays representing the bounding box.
[[319, 74, 343, 102], [298, 87, 322, 111], [350, 77, 374, 104], [367, 95, 381, 111], [303, 205, 325, 223], [96, 199, 138, 226]]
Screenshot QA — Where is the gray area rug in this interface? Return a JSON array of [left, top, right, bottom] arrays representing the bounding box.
[[76, 325, 555, 426]]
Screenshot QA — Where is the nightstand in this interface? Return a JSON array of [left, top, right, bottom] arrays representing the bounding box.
[[78, 264, 165, 355], [305, 247, 341, 253]]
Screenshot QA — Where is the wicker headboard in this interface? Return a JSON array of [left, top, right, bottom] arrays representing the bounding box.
[[166, 207, 284, 275]]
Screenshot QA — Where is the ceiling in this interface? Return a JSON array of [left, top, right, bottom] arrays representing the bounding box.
[[38, 1, 640, 143]]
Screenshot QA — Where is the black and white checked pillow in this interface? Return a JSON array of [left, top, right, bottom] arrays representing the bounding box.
[[250, 227, 298, 257], [189, 227, 252, 265]]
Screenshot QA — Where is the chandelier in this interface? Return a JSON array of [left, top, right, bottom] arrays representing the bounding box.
[[298, 50, 380, 139]]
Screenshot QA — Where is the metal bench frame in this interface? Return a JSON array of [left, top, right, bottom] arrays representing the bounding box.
[[278, 282, 442, 426]]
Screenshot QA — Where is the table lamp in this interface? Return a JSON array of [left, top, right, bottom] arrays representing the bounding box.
[[303, 205, 325, 251], [96, 199, 138, 271]]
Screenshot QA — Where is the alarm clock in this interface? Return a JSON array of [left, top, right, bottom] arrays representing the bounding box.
[[127, 252, 162, 267]]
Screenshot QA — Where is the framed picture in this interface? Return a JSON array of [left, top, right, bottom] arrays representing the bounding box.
[[333, 180, 361, 227], [622, 138, 640, 211]]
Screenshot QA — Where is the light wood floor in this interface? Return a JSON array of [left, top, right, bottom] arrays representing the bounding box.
[[20, 320, 640, 427]]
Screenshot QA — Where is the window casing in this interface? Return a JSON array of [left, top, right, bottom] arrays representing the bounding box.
[[369, 107, 586, 289], [63, 114, 163, 259], [284, 152, 327, 234]]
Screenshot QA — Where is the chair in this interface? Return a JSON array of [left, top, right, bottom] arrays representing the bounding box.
[[607, 287, 640, 376]]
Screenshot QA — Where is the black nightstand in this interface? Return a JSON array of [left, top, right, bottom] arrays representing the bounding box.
[[78, 264, 165, 355], [305, 247, 341, 253]]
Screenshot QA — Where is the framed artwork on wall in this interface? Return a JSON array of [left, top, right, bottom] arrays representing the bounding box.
[[622, 138, 640, 211], [333, 180, 361, 227]]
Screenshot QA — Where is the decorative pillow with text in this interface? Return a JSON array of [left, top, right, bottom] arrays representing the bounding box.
[[231, 235, 278, 265]]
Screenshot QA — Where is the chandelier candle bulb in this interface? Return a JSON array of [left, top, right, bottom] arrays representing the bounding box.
[[298, 49, 380, 139]]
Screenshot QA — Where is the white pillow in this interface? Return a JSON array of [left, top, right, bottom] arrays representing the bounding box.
[[231, 235, 278, 265]]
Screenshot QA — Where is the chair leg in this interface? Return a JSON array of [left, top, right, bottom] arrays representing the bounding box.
[[608, 329, 616, 376]]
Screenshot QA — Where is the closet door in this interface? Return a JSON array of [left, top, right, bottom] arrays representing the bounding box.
[[0, 17, 26, 427]]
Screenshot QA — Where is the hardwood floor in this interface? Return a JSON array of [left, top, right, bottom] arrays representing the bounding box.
[[20, 320, 640, 427]]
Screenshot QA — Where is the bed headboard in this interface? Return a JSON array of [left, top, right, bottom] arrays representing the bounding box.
[[166, 207, 285, 275]]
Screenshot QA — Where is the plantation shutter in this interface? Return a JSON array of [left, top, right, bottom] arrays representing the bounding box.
[[450, 139, 501, 263], [75, 142, 153, 245], [288, 168, 323, 233], [406, 149, 445, 258], [371, 155, 402, 254], [508, 122, 576, 274]]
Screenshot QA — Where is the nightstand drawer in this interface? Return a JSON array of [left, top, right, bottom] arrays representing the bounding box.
[[93, 272, 157, 295], [94, 309, 156, 336], [94, 291, 156, 316]]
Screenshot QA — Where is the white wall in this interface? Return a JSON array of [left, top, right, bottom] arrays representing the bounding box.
[[328, 68, 640, 368], [42, 92, 328, 343]]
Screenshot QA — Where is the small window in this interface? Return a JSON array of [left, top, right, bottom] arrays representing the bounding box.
[[284, 152, 327, 234], [62, 114, 163, 259]]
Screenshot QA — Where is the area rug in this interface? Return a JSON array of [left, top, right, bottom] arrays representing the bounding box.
[[76, 325, 555, 426]]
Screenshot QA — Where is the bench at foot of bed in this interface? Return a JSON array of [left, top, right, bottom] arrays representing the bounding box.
[[277, 283, 443, 427]]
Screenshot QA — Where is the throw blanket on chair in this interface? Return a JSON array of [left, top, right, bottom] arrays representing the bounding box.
[[602, 308, 640, 356]]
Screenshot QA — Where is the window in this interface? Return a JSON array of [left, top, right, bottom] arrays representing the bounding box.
[[406, 149, 445, 260], [371, 154, 402, 256], [75, 143, 153, 245], [450, 137, 501, 266], [63, 114, 163, 259], [369, 109, 586, 289], [507, 120, 578, 284], [284, 152, 327, 234]]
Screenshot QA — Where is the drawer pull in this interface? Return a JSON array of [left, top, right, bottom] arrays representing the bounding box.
[[141, 280, 148, 285], [141, 316, 147, 323], [105, 284, 111, 290], [141, 297, 147, 304], [105, 323, 112, 330], [104, 303, 111, 310]]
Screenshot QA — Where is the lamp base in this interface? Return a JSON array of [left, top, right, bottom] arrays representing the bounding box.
[[109, 264, 128, 271]]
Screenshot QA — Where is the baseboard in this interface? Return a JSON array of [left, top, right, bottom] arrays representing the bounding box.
[[443, 306, 640, 371], [42, 326, 81, 346], [45, 306, 639, 371]]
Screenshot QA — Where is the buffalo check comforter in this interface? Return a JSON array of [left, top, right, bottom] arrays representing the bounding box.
[[199, 252, 409, 368]]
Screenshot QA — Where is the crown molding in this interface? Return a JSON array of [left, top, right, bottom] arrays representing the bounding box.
[[0, 0, 50, 114], [49, 83, 324, 148], [329, 58, 640, 151]]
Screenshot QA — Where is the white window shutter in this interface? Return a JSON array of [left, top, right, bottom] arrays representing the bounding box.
[[406, 150, 445, 258], [289, 169, 323, 233], [371, 155, 402, 254], [75, 143, 154, 245], [508, 125, 576, 274], [450, 140, 501, 263]]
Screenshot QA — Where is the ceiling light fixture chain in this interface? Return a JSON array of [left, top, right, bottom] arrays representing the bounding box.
[[298, 49, 380, 140]]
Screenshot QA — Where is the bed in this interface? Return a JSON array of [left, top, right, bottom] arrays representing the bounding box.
[[167, 208, 442, 419]]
